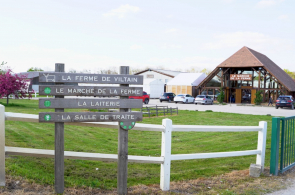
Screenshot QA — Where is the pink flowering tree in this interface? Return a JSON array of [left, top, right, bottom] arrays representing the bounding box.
[[0, 70, 32, 105]]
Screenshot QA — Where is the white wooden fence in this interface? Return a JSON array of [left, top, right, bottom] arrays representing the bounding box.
[[0, 105, 267, 191]]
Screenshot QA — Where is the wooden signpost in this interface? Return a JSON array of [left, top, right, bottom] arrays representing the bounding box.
[[39, 64, 143, 194]]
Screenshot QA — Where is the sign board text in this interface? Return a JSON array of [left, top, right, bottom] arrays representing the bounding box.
[[230, 74, 252, 81], [39, 112, 142, 123], [39, 73, 143, 85], [39, 98, 142, 109], [39, 86, 143, 96]]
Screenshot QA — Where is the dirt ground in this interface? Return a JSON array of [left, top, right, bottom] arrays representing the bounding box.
[[1, 167, 295, 195]]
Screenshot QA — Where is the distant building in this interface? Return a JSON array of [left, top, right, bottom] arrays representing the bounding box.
[[134, 68, 183, 84], [196, 46, 295, 104], [166, 73, 207, 97]]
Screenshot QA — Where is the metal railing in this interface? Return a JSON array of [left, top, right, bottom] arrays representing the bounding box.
[[141, 105, 178, 117], [270, 116, 295, 175]]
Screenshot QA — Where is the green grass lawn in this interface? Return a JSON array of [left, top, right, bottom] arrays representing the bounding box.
[[1, 99, 274, 190]]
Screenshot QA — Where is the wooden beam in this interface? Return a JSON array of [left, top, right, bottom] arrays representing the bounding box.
[[223, 68, 230, 75], [252, 68, 259, 75], [258, 69, 261, 91]]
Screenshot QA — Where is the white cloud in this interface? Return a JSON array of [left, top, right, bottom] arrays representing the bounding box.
[[164, 28, 178, 33], [130, 44, 142, 50], [255, 0, 284, 8], [203, 31, 293, 52], [278, 14, 288, 20], [103, 4, 140, 18]]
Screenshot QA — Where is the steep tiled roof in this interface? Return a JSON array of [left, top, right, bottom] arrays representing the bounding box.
[[247, 47, 295, 91], [212, 46, 295, 91]]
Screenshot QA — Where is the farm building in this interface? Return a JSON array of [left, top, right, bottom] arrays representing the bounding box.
[[166, 73, 207, 97], [134, 68, 183, 84], [196, 46, 295, 104]]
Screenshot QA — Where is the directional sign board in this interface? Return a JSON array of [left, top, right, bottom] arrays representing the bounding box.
[[39, 85, 143, 96], [39, 98, 142, 109], [39, 112, 142, 125], [39, 73, 143, 84]]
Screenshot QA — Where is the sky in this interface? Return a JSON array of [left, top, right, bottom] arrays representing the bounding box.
[[1, 0, 294, 73]]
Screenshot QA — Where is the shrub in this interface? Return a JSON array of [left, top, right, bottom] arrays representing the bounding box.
[[254, 90, 263, 105], [217, 87, 225, 103]]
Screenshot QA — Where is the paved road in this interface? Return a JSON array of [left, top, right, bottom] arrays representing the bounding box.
[[148, 99, 295, 117]]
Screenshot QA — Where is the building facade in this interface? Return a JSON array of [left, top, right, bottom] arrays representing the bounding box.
[[196, 46, 295, 104]]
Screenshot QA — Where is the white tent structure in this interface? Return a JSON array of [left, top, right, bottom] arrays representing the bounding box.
[[166, 73, 207, 97], [130, 79, 165, 98]]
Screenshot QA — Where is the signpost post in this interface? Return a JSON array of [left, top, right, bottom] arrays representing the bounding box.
[[118, 66, 129, 195], [54, 63, 65, 194], [39, 64, 143, 194]]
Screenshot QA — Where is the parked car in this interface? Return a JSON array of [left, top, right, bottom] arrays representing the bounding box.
[[275, 95, 295, 110], [159, 92, 176, 103], [129, 91, 150, 104], [174, 94, 195, 104], [242, 94, 251, 101], [194, 95, 213, 105]]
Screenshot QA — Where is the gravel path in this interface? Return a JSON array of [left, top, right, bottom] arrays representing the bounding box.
[[267, 182, 295, 195], [149, 99, 295, 117]]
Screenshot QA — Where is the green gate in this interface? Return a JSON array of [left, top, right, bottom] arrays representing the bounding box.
[[270, 116, 295, 175]]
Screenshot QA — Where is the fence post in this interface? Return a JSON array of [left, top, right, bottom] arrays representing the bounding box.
[[163, 107, 165, 116], [0, 105, 5, 186], [256, 121, 267, 172], [160, 118, 172, 191], [270, 117, 281, 175]]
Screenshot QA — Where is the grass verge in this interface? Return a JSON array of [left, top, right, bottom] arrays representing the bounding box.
[[1, 99, 274, 191]]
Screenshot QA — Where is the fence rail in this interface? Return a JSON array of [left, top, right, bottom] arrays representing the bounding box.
[[141, 105, 178, 117], [270, 116, 295, 175], [0, 108, 267, 191]]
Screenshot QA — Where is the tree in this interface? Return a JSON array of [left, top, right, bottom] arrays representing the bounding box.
[[27, 67, 44, 72], [284, 69, 295, 79], [200, 68, 212, 75], [0, 70, 32, 105], [0, 61, 7, 73], [217, 87, 225, 103], [254, 90, 263, 105]]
